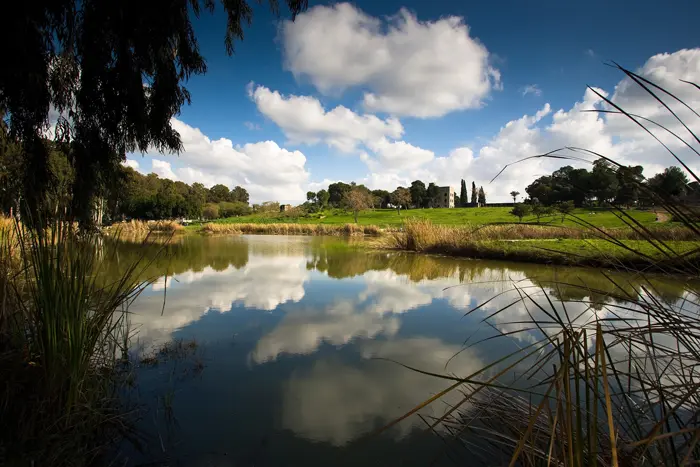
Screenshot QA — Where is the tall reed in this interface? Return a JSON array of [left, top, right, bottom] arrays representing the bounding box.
[[380, 64, 700, 466], [0, 219, 150, 466]]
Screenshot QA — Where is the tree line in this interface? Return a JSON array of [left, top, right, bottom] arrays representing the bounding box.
[[524, 159, 695, 207], [304, 179, 489, 215], [0, 138, 256, 223]]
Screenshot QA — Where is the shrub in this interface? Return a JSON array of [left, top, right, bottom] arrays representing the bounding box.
[[218, 201, 251, 218], [510, 203, 531, 222], [202, 203, 220, 220]]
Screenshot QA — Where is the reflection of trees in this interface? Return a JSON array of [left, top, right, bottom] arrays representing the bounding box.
[[105, 235, 249, 281], [109, 234, 692, 310]]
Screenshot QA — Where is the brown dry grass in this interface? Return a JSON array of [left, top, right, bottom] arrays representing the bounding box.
[[382, 218, 696, 250], [199, 222, 381, 236], [106, 219, 184, 234]]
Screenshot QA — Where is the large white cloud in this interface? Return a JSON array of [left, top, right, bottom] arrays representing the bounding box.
[[281, 3, 501, 118], [129, 118, 310, 204], [249, 84, 403, 152], [359, 49, 700, 200]]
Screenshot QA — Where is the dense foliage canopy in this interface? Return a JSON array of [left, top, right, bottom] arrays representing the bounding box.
[[0, 0, 307, 225]]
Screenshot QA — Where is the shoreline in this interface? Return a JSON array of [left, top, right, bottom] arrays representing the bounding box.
[[104, 221, 700, 273]]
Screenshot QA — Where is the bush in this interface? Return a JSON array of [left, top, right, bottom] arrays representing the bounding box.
[[202, 203, 219, 220], [510, 203, 531, 222], [218, 201, 251, 218]]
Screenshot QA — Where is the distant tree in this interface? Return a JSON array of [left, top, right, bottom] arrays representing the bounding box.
[[306, 191, 317, 203], [590, 159, 619, 205], [202, 204, 220, 220], [426, 183, 440, 208], [510, 191, 520, 204], [372, 189, 391, 209], [530, 199, 551, 224], [316, 189, 330, 208], [648, 166, 689, 199], [478, 186, 486, 206], [454, 194, 460, 206], [555, 200, 575, 222], [471, 182, 477, 206], [510, 203, 530, 222], [189, 183, 208, 218], [343, 188, 373, 223], [391, 187, 412, 215], [219, 201, 251, 217], [614, 165, 644, 207], [460, 180, 468, 207], [258, 201, 281, 213], [410, 180, 427, 208], [328, 182, 352, 207], [231, 186, 249, 204], [208, 184, 231, 203]]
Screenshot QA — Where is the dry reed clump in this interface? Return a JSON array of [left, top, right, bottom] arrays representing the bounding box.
[[199, 222, 381, 236], [106, 219, 184, 234], [381, 218, 698, 252]]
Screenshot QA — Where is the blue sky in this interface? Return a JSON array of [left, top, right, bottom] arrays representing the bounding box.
[[127, 0, 700, 203]]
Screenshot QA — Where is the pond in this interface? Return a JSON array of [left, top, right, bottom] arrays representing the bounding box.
[[111, 234, 692, 466]]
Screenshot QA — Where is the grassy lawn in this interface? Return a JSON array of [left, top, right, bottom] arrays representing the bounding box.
[[208, 207, 657, 229]]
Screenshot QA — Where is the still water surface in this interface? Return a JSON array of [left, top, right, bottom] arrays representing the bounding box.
[[112, 234, 689, 466]]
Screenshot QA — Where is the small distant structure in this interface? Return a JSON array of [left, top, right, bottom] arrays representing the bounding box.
[[435, 186, 455, 208], [280, 204, 293, 212]]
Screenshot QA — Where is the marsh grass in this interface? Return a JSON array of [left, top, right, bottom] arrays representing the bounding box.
[[0, 219, 153, 466], [199, 221, 382, 236], [377, 218, 699, 270], [107, 219, 185, 234], [379, 64, 700, 465]]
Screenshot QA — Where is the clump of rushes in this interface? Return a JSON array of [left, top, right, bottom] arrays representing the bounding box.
[[379, 65, 700, 465], [199, 222, 381, 236], [0, 219, 150, 466]]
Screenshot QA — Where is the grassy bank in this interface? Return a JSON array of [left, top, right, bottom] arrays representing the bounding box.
[[209, 206, 658, 228], [377, 219, 700, 271]]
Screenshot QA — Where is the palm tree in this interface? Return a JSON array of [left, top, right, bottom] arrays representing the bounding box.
[[510, 191, 520, 204]]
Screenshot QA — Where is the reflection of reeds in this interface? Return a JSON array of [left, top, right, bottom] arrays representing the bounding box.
[[199, 222, 382, 236], [383, 65, 700, 465]]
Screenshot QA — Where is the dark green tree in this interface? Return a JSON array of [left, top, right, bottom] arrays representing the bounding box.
[[208, 184, 231, 204], [328, 182, 351, 207], [231, 186, 249, 204], [648, 166, 689, 199], [614, 165, 644, 207], [426, 183, 439, 208], [460, 179, 468, 207], [371, 189, 391, 209], [471, 181, 477, 206], [0, 0, 308, 225], [316, 189, 330, 208], [410, 180, 427, 208], [477, 186, 486, 206]]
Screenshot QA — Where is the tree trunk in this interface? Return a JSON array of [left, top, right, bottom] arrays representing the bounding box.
[[354, 210, 358, 223]]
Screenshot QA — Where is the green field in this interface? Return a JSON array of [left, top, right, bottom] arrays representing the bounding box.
[[205, 207, 657, 229]]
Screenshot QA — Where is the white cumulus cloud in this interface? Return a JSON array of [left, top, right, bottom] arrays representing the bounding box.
[[249, 84, 403, 152], [140, 118, 310, 203], [282, 2, 500, 118]]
